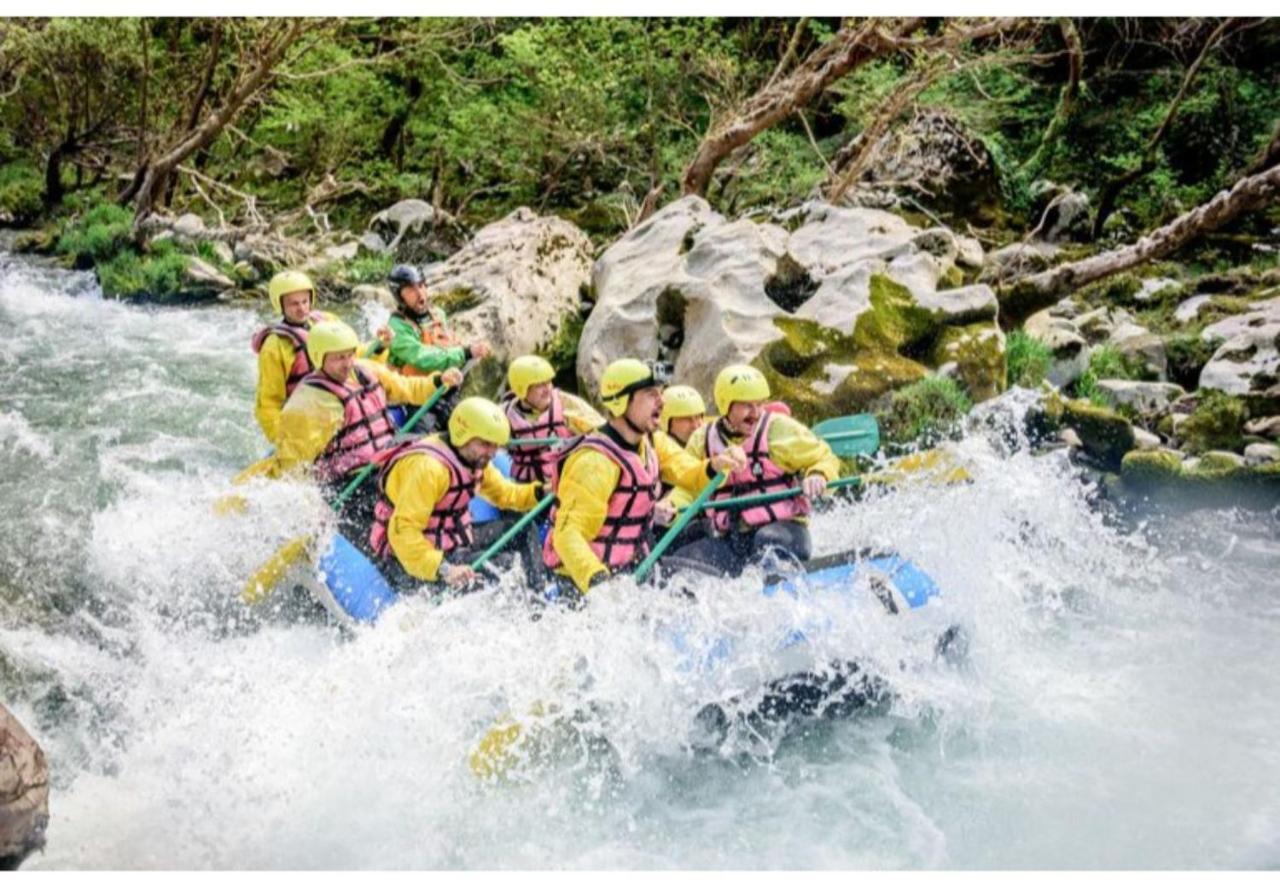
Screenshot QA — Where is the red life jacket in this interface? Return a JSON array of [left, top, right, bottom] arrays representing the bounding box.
[[706, 411, 809, 533], [543, 433, 660, 572], [250, 312, 325, 396], [300, 365, 398, 482], [368, 438, 477, 560], [392, 308, 460, 377], [503, 390, 572, 485]]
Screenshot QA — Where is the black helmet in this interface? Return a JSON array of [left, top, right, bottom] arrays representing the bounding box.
[[387, 263, 424, 296]]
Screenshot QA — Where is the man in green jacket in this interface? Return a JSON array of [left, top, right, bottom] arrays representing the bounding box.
[[386, 264, 491, 375]]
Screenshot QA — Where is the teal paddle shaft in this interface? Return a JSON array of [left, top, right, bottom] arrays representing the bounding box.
[[509, 436, 563, 447], [633, 471, 725, 583], [470, 494, 556, 571], [694, 475, 862, 513], [330, 381, 451, 512]]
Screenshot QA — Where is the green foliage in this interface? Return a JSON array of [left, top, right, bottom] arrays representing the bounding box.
[[876, 376, 973, 446], [538, 309, 586, 381], [96, 249, 189, 299], [340, 253, 395, 285], [1180, 390, 1247, 454], [1005, 330, 1053, 387], [55, 202, 133, 265], [0, 164, 44, 222], [1165, 333, 1217, 389], [1073, 344, 1153, 407]]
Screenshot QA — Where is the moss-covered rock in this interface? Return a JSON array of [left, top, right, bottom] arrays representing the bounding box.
[[1061, 398, 1136, 469], [1122, 447, 1280, 504], [1178, 390, 1248, 454], [852, 274, 940, 353], [929, 322, 1006, 401]]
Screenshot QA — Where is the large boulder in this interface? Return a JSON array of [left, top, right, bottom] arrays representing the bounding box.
[[368, 199, 467, 264], [421, 208, 593, 396], [578, 196, 1004, 420], [1199, 297, 1280, 411], [1, 705, 48, 869]]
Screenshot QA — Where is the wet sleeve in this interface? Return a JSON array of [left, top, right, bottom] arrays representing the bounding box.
[[660, 484, 695, 511], [561, 393, 606, 435], [478, 464, 542, 512], [768, 416, 840, 481], [270, 389, 344, 477], [253, 336, 292, 446], [363, 359, 443, 406], [388, 315, 467, 373], [654, 431, 715, 493], [550, 449, 619, 593], [385, 455, 451, 582]]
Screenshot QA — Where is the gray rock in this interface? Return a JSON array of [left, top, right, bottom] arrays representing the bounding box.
[[955, 234, 984, 269], [1059, 427, 1084, 448], [1095, 380, 1186, 415], [1244, 415, 1280, 440], [980, 241, 1058, 285], [369, 198, 466, 263], [1244, 442, 1280, 465], [1132, 427, 1162, 451], [1075, 306, 1132, 345], [323, 241, 359, 263], [1200, 296, 1280, 343], [580, 195, 1004, 406], [421, 207, 593, 392], [1, 705, 48, 868], [1134, 277, 1180, 303], [183, 257, 235, 292], [1200, 323, 1280, 400], [172, 212, 206, 241], [1032, 189, 1090, 243], [1174, 294, 1213, 324], [350, 283, 395, 310], [358, 231, 388, 255], [1024, 309, 1089, 387], [208, 240, 235, 266], [1110, 322, 1167, 380]]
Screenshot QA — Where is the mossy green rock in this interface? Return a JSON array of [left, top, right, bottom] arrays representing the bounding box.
[[1122, 448, 1280, 494], [1179, 391, 1247, 454], [1062, 398, 1136, 470], [853, 275, 939, 353], [929, 323, 1006, 402]]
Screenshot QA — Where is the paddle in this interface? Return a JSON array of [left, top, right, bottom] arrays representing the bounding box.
[[691, 475, 863, 514], [812, 414, 880, 457], [469, 493, 556, 572], [240, 378, 454, 605], [633, 471, 725, 583]]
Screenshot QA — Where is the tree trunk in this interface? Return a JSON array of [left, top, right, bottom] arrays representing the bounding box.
[[1021, 18, 1082, 178], [132, 19, 309, 225], [681, 18, 925, 198], [1091, 17, 1238, 239], [999, 162, 1280, 324], [42, 139, 71, 208]]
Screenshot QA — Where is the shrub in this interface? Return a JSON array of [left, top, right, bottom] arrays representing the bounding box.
[[97, 249, 188, 299], [0, 163, 43, 223], [1005, 330, 1053, 387], [338, 253, 394, 284], [1179, 390, 1247, 454], [1165, 333, 1217, 389], [877, 376, 973, 446], [56, 202, 133, 265]]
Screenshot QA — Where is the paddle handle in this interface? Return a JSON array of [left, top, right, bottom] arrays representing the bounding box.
[[330, 380, 452, 512], [470, 494, 556, 571], [633, 471, 725, 582], [693, 475, 861, 513]]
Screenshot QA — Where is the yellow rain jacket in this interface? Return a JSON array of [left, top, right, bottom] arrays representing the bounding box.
[[683, 412, 840, 525], [654, 429, 696, 511], [551, 429, 716, 593], [382, 435, 540, 582], [267, 359, 443, 478], [253, 312, 386, 445]]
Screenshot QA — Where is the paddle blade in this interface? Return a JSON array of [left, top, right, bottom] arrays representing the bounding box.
[[469, 719, 525, 781], [813, 414, 880, 458], [241, 535, 311, 605], [212, 493, 249, 517]]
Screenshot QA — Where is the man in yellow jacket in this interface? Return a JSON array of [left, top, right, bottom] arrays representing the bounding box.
[[267, 319, 459, 488], [501, 355, 605, 486], [544, 359, 746, 597], [252, 270, 388, 446], [670, 364, 839, 574], [369, 398, 541, 591], [653, 384, 708, 515]]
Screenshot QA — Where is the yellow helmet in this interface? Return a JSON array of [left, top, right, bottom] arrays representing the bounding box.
[[305, 320, 360, 370], [660, 385, 706, 431], [449, 397, 511, 447], [508, 355, 556, 401], [599, 358, 662, 417], [714, 364, 771, 416], [268, 270, 316, 315]]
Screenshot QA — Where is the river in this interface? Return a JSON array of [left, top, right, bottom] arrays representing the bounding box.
[[2, 244, 1278, 869]]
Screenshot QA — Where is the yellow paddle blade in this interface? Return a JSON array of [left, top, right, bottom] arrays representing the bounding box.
[[865, 447, 971, 487], [469, 719, 524, 781], [213, 493, 249, 517], [231, 457, 275, 486], [241, 535, 312, 605]]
